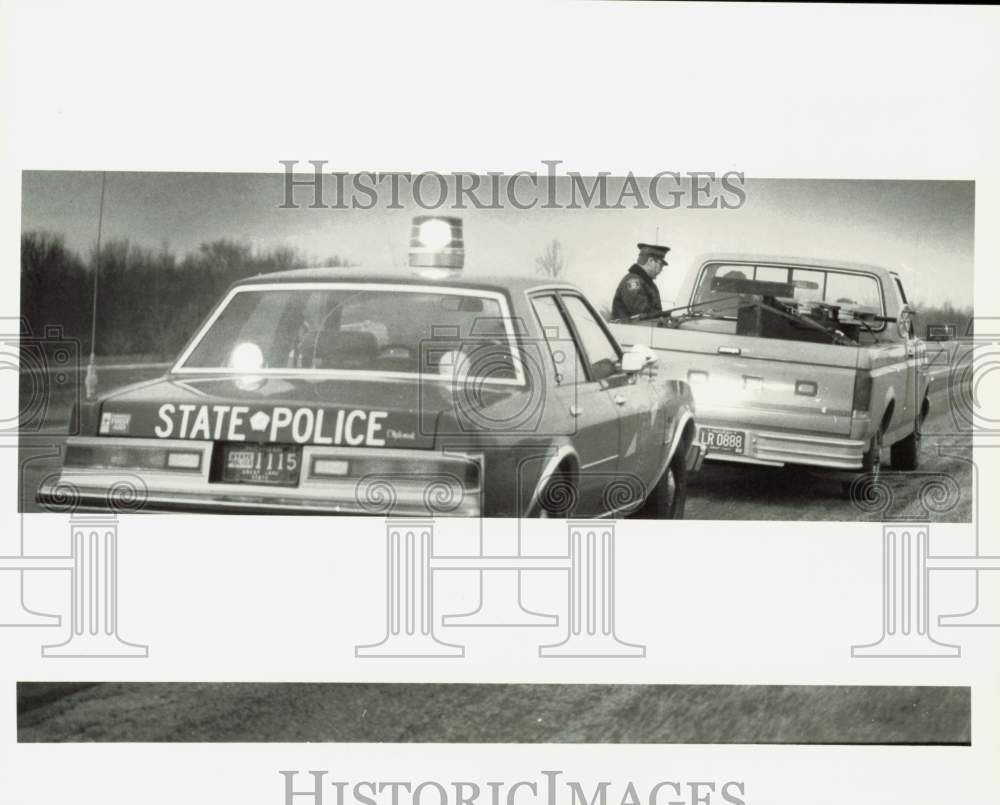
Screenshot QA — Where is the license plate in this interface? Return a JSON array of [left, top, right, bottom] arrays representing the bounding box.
[[220, 444, 302, 486], [699, 427, 746, 455]]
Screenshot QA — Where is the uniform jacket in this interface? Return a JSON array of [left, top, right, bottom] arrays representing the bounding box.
[[611, 264, 662, 321]]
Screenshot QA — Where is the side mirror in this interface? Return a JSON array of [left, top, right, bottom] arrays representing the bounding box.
[[621, 345, 658, 374]]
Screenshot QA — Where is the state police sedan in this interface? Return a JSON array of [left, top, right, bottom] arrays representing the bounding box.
[[38, 271, 703, 517]]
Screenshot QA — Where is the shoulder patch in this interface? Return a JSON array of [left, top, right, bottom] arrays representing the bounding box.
[[626, 277, 642, 290]]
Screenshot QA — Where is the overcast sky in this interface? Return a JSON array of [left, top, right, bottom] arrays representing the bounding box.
[[20, 172, 974, 309]]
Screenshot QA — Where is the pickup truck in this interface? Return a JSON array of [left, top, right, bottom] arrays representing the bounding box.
[[610, 254, 930, 489]]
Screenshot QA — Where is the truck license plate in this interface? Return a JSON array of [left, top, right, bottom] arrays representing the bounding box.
[[220, 444, 302, 486], [699, 427, 746, 455]]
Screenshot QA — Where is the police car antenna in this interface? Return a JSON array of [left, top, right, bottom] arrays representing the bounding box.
[[84, 172, 106, 400]]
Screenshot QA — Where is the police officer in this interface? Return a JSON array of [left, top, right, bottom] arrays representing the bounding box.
[[611, 243, 670, 321]]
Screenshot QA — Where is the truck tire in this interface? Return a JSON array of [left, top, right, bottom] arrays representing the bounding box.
[[862, 427, 883, 477], [638, 450, 688, 519], [842, 428, 882, 498], [890, 409, 923, 471]]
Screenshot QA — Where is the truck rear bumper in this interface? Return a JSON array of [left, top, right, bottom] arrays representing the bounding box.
[[697, 424, 867, 470]]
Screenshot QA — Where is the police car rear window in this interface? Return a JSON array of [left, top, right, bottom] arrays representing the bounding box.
[[177, 285, 521, 381]]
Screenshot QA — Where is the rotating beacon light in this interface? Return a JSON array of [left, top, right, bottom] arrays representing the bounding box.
[[409, 215, 464, 277]]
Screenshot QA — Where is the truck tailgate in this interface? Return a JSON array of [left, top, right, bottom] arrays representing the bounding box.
[[613, 322, 861, 437]]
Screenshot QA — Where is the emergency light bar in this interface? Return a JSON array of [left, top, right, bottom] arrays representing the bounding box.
[[409, 215, 464, 271]]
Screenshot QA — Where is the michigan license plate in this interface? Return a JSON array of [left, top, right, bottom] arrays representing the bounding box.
[[220, 444, 302, 486], [699, 427, 746, 455]]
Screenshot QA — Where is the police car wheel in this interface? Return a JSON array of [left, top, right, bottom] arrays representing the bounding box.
[[537, 467, 576, 518], [637, 451, 688, 519]]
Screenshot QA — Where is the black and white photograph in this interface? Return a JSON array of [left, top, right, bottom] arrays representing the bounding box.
[[17, 172, 975, 521]]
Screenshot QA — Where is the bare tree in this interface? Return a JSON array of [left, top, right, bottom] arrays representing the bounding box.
[[19, 232, 360, 359], [535, 239, 567, 279]]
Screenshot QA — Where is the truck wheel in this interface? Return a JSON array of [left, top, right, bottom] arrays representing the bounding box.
[[842, 428, 882, 498], [890, 414, 922, 471], [862, 427, 883, 477], [639, 450, 688, 519]]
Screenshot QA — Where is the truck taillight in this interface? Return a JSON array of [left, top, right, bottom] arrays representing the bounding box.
[[852, 370, 873, 414]]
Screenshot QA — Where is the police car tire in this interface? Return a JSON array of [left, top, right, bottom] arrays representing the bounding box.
[[639, 450, 688, 520], [537, 467, 576, 518]]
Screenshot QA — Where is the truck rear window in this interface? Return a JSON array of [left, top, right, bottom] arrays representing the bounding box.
[[692, 263, 884, 324]]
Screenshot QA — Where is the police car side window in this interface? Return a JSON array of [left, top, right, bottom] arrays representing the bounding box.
[[559, 295, 621, 382], [530, 294, 586, 385]]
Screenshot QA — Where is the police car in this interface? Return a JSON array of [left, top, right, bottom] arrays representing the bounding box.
[[38, 217, 703, 517]]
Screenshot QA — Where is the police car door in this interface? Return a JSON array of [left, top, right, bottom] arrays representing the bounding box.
[[557, 293, 655, 490], [530, 293, 621, 512]]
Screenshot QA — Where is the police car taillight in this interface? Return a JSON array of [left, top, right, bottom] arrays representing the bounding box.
[[65, 443, 202, 473], [310, 452, 480, 489], [409, 215, 464, 276]]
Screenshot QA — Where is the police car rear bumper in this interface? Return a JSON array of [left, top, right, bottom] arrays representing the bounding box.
[[35, 483, 481, 516], [37, 437, 484, 516]]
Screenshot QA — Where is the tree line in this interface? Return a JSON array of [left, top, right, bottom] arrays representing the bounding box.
[[911, 300, 974, 339], [20, 232, 354, 359], [21, 230, 972, 358]]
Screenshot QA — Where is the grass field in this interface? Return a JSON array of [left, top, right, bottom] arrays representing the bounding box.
[[17, 682, 970, 745]]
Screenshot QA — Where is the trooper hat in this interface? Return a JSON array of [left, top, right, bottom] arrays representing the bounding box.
[[637, 243, 670, 264]]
